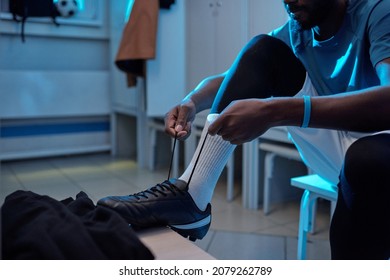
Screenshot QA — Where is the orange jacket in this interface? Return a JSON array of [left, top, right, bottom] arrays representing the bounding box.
[[115, 0, 159, 87]]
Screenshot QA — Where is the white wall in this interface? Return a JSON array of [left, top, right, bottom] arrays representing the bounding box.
[[248, 0, 289, 38]]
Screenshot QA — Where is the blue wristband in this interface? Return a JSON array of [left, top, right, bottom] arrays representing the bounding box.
[[301, 95, 311, 128]]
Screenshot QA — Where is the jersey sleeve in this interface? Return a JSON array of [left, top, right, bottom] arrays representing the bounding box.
[[367, 0, 390, 67]]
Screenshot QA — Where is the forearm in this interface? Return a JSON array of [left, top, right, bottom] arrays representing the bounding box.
[[269, 85, 390, 132], [311, 86, 390, 132], [183, 73, 226, 114]]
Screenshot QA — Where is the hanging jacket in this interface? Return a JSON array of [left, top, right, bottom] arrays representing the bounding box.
[[115, 0, 159, 87]]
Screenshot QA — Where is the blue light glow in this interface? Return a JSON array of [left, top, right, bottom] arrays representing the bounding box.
[[331, 43, 353, 79], [125, 0, 135, 22]]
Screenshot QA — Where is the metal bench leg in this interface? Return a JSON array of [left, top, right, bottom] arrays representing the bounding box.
[[298, 190, 311, 260]]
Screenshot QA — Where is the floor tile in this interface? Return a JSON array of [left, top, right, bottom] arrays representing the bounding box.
[[206, 231, 286, 260], [211, 203, 280, 233], [286, 236, 331, 260], [263, 201, 301, 225], [255, 224, 298, 238]]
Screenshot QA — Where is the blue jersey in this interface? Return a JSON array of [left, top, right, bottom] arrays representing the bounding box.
[[271, 0, 390, 95]]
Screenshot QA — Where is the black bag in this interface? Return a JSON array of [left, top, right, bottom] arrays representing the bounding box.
[[9, 0, 59, 42]]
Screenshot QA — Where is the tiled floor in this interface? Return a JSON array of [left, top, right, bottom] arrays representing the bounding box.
[[0, 153, 332, 260]]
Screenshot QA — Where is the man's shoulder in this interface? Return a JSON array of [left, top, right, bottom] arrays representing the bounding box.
[[347, 0, 389, 33], [348, 0, 388, 15]]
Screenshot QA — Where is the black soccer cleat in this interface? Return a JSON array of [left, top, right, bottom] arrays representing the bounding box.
[[97, 178, 211, 241]]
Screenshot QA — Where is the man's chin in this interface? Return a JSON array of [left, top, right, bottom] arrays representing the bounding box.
[[291, 18, 312, 33]]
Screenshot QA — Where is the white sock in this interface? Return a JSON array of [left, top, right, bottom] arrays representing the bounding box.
[[179, 113, 236, 211]]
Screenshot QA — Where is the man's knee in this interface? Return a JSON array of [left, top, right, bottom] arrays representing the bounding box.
[[343, 134, 390, 191], [236, 34, 306, 93], [212, 34, 306, 112], [239, 34, 296, 65]]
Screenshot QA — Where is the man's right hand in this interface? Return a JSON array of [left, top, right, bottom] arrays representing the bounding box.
[[164, 99, 197, 140]]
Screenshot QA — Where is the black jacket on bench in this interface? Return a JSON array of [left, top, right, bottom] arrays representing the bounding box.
[[1, 190, 154, 260]]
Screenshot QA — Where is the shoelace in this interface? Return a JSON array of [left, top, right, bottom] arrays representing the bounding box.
[[131, 131, 209, 199], [166, 130, 209, 188], [167, 132, 178, 180], [131, 180, 185, 200]]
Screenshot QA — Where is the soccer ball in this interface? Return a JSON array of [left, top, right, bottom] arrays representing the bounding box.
[[55, 0, 78, 18]]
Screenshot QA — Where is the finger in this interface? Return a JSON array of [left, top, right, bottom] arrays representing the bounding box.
[[175, 106, 191, 132], [208, 117, 222, 136], [174, 121, 191, 141], [177, 130, 193, 141], [166, 109, 178, 126], [229, 138, 243, 145], [177, 130, 188, 138], [165, 110, 179, 137]]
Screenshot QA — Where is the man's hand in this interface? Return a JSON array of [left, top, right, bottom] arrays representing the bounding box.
[[164, 99, 197, 140], [208, 99, 273, 145]]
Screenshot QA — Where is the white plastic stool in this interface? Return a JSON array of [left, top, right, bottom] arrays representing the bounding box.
[[290, 174, 338, 260]]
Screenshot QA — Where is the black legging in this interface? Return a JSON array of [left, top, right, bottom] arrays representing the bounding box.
[[210, 34, 306, 113], [210, 34, 390, 260], [330, 134, 390, 259]]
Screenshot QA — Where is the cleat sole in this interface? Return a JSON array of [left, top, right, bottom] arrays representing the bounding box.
[[169, 215, 211, 241]]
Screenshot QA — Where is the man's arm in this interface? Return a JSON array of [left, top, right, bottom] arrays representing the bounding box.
[[307, 58, 390, 132], [270, 58, 390, 132], [209, 58, 390, 144], [185, 72, 227, 114], [164, 72, 226, 139]]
